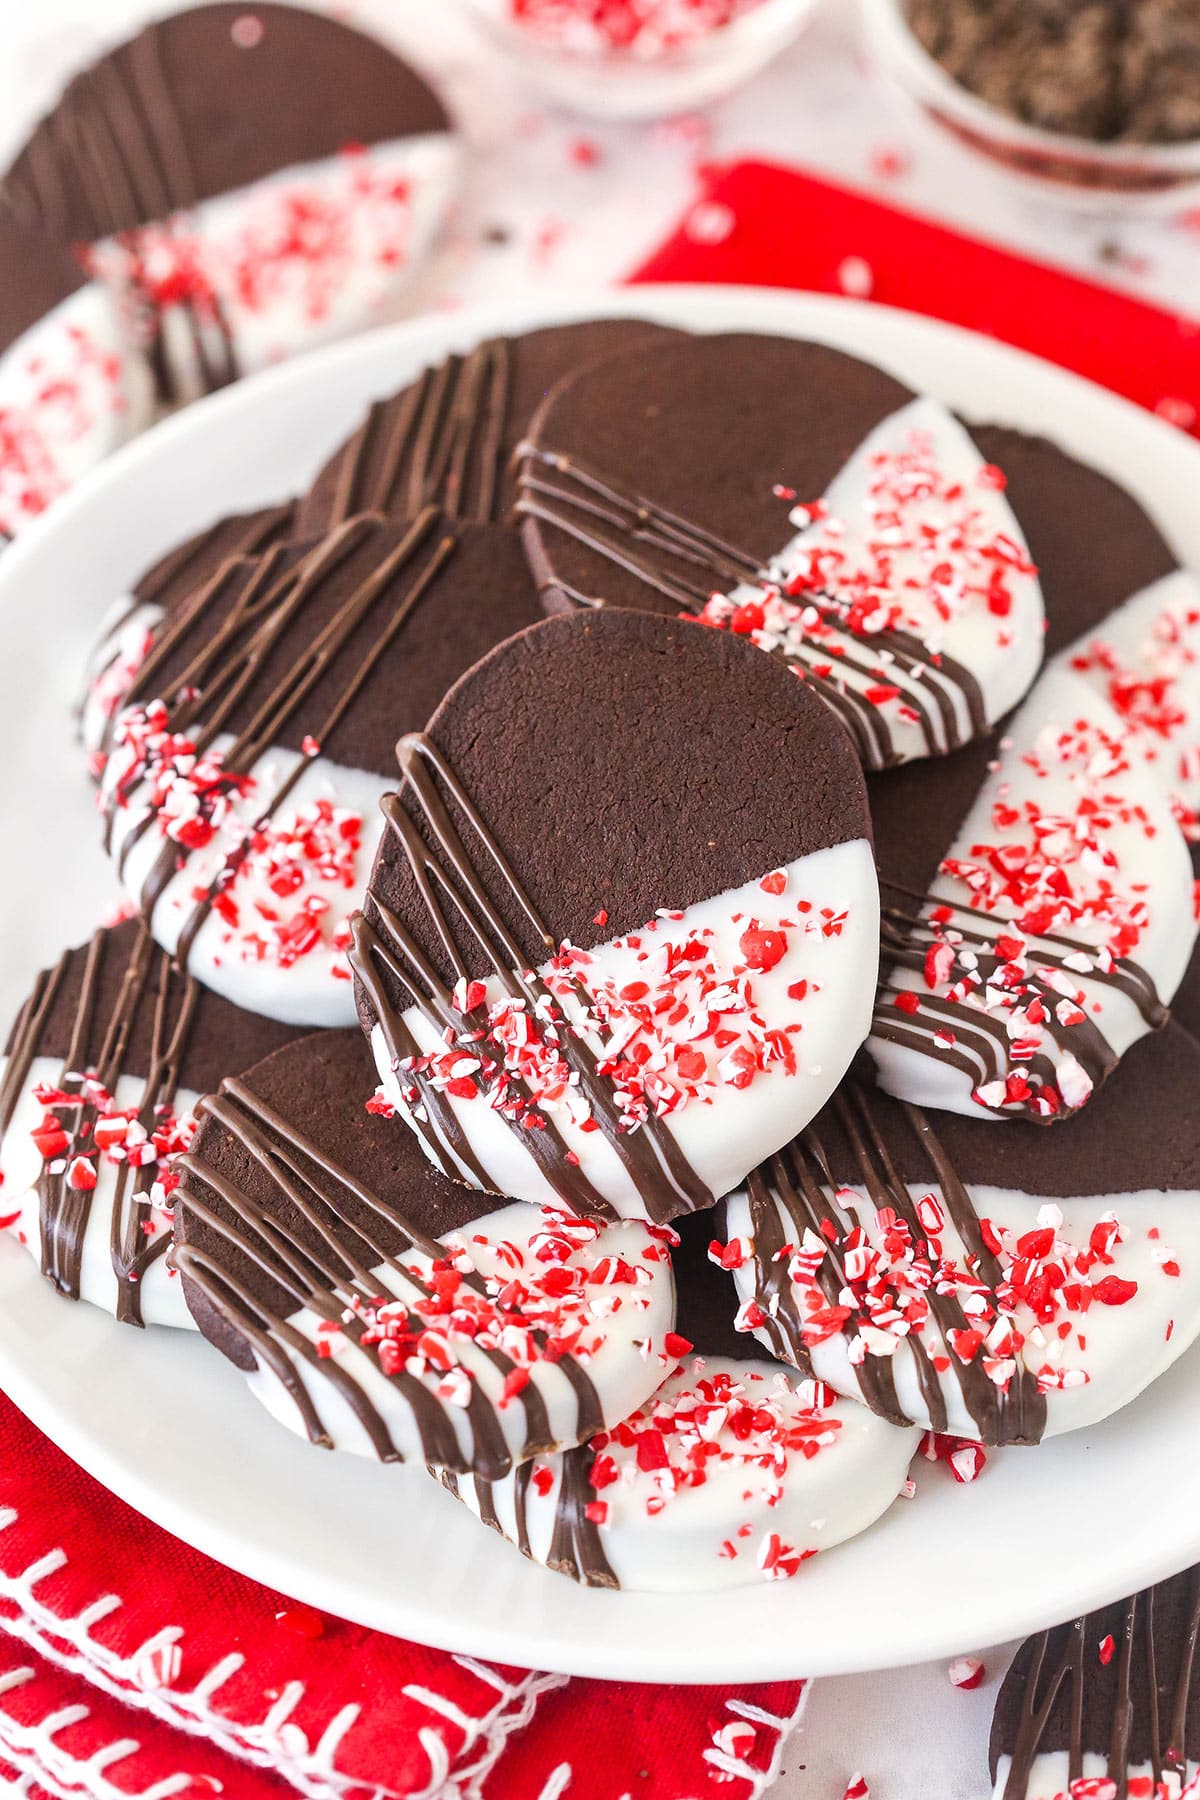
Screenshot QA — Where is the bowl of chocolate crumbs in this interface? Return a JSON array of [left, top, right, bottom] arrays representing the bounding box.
[[863, 0, 1200, 208]]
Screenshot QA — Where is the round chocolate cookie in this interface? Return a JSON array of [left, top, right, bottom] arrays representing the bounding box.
[[1, 4, 458, 402], [867, 656, 1196, 1124], [100, 513, 545, 1028], [173, 1027, 677, 1478], [81, 501, 296, 772], [515, 332, 1047, 768], [297, 318, 683, 535], [353, 605, 881, 1226], [722, 1023, 1200, 1446], [0, 213, 152, 541], [990, 1565, 1200, 1797], [0, 918, 299, 1327]]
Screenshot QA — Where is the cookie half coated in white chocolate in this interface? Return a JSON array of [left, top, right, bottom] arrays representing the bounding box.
[[0, 214, 151, 541], [173, 1030, 680, 1481], [721, 1027, 1200, 1446], [0, 920, 300, 1327], [99, 514, 545, 1027], [516, 333, 1046, 768], [443, 1354, 919, 1592], [870, 665, 1195, 1122], [0, 5, 459, 406], [1061, 564, 1200, 845]]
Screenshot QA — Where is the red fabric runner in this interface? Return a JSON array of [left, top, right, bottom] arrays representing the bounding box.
[[632, 158, 1200, 437]]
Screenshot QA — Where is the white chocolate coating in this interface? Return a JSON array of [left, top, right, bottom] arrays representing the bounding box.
[[90, 134, 459, 405], [705, 397, 1045, 765], [992, 1750, 1200, 1799], [0, 284, 152, 539], [450, 1354, 919, 1592], [79, 593, 164, 765], [870, 666, 1196, 1119], [0, 1054, 194, 1330], [726, 1182, 1200, 1442], [244, 1200, 676, 1471], [371, 841, 880, 1223], [103, 734, 388, 1027], [1061, 566, 1200, 842]]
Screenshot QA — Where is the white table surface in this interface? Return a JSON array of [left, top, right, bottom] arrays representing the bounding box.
[[2, 3, 1195, 1795]]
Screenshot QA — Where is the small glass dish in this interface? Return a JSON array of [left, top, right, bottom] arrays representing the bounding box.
[[862, 0, 1200, 215], [459, 0, 819, 120]]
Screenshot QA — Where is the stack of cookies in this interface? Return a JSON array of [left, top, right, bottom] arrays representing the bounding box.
[[6, 314, 1200, 1607]]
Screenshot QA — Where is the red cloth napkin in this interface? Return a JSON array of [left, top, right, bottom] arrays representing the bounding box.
[[0, 1391, 806, 1799], [631, 158, 1200, 436]]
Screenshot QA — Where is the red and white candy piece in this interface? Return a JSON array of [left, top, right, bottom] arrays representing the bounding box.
[[371, 848, 879, 1224], [244, 1201, 678, 1473], [447, 1354, 919, 1592]]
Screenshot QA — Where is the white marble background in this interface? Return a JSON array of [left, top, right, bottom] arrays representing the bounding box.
[[2, 1, 1196, 1794]]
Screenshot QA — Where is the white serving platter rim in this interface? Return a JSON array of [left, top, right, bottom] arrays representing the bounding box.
[[1, 286, 1198, 1684]]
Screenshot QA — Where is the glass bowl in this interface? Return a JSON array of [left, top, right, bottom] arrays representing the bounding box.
[[459, 0, 819, 120], [861, 0, 1200, 215]]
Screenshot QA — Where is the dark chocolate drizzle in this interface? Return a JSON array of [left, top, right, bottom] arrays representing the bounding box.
[[85, 501, 296, 754], [0, 926, 199, 1325], [515, 439, 989, 771], [439, 1453, 618, 1589], [2, 22, 194, 240], [742, 1085, 1048, 1444], [325, 339, 513, 528], [173, 1076, 604, 1481], [350, 733, 716, 1227], [997, 1568, 1200, 1798], [104, 509, 456, 972], [874, 881, 1166, 1120], [0, 20, 236, 400]]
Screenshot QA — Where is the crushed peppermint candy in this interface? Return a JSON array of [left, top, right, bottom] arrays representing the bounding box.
[[1069, 585, 1200, 844], [0, 323, 127, 539], [738, 1194, 1175, 1413], [695, 429, 1035, 734], [25, 1070, 193, 1225], [86, 618, 159, 755], [583, 1359, 840, 1577], [321, 1207, 677, 1400], [88, 144, 421, 381], [888, 696, 1175, 1119], [396, 890, 829, 1141], [506, 0, 768, 55], [104, 703, 365, 975]]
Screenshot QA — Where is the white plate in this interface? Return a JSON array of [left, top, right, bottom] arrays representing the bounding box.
[[2, 287, 1200, 1683]]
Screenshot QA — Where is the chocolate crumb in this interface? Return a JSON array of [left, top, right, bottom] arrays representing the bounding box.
[[905, 0, 1200, 145]]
